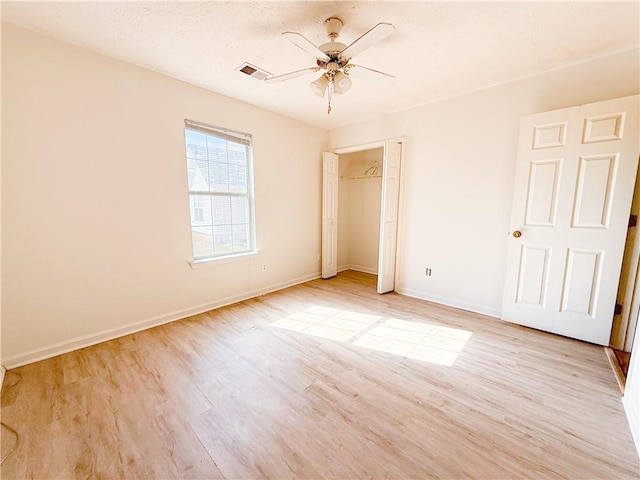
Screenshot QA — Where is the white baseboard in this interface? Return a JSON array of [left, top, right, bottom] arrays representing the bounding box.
[[348, 264, 378, 275], [338, 264, 378, 275], [622, 394, 640, 457], [396, 287, 501, 319], [2, 272, 321, 369], [0, 366, 5, 391]]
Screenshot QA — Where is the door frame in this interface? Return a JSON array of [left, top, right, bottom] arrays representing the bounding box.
[[330, 136, 407, 292], [612, 161, 640, 352]]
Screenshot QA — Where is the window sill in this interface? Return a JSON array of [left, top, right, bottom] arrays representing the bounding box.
[[189, 251, 259, 269]]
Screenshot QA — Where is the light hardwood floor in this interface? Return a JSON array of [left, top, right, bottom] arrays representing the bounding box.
[[1, 271, 638, 479]]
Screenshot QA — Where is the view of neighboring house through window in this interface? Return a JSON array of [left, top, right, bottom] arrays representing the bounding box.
[[184, 120, 255, 260]]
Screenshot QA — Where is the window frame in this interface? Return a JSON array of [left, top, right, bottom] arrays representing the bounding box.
[[184, 119, 257, 264]]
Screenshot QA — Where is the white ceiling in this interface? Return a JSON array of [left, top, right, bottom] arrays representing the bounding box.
[[2, 1, 638, 129]]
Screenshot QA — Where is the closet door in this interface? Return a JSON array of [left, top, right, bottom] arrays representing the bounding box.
[[322, 152, 339, 279], [377, 142, 402, 293]]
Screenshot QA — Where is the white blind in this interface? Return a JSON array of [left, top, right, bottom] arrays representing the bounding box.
[[184, 120, 255, 260], [184, 119, 251, 146]]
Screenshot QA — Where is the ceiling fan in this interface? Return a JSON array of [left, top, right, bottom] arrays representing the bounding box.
[[265, 17, 396, 114]]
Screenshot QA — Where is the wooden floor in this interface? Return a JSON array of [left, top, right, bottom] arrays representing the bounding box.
[[2, 271, 638, 479], [605, 347, 631, 393], [615, 349, 632, 377]]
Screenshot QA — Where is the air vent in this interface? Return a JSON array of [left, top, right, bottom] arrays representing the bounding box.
[[237, 62, 271, 81]]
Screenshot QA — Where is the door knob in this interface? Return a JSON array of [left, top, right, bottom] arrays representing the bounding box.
[[512, 230, 522, 238]]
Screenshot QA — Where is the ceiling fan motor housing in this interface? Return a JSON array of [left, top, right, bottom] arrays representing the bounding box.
[[320, 17, 348, 61], [317, 56, 348, 68], [319, 41, 347, 59], [324, 17, 343, 39]]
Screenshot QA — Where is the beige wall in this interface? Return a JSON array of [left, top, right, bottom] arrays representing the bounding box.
[[336, 149, 382, 274], [337, 156, 351, 270], [329, 48, 640, 317], [347, 149, 382, 274], [1, 24, 327, 366]]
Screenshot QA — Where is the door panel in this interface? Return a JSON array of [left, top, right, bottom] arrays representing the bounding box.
[[533, 122, 567, 149], [525, 159, 561, 226], [571, 154, 617, 228], [582, 112, 625, 143], [502, 95, 639, 345], [322, 152, 338, 279], [515, 245, 550, 306], [560, 249, 602, 316], [377, 141, 402, 294]]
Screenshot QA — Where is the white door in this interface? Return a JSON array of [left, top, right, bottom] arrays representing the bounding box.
[[377, 141, 402, 293], [322, 152, 339, 279], [502, 95, 639, 345]]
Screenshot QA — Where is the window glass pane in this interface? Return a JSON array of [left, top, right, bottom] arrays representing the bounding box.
[[210, 162, 229, 193], [213, 225, 233, 254], [186, 157, 197, 190], [227, 142, 247, 165], [207, 135, 226, 163], [212, 196, 231, 226], [186, 124, 254, 260], [192, 226, 214, 258], [185, 130, 207, 158], [232, 224, 249, 252], [231, 196, 249, 224], [228, 164, 247, 194], [188, 158, 210, 191], [186, 131, 209, 191], [190, 194, 212, 225]]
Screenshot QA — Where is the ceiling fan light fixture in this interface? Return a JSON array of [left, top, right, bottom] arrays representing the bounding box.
[[273, 17, 396, 115], [333, 71, 352, 95], [310, 74, 329, 97]]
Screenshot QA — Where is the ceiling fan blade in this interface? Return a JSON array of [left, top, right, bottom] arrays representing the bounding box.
[[264, 67, 320, 84], [347, 65, 395, 86], [341, 23, 395, 60], [282, 32, 331, 61]]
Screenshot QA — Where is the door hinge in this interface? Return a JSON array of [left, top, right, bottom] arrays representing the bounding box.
[[615, 303, 623, 315], [629, 214, 637, 228]]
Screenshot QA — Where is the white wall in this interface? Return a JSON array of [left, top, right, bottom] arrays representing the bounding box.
[[623, 329, 640, 456], [329, 49, 640, 317], [0, 23, 3, 387], [1, 24, 327, 366]]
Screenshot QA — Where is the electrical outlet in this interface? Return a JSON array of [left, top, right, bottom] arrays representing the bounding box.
[[425, 267, 432, 276], [261, 263, 267, 272]]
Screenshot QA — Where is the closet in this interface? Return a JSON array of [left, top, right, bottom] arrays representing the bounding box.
[[337, 148, 383, 275], [322, 140, 403, 293]]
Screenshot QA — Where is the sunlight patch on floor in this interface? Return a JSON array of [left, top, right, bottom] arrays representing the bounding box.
[[270, 307, 381, 342], [353, 318, 472, 366], [271, 307, 472, 366]]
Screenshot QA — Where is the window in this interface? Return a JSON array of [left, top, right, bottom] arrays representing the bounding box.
[[184, 120, 255, 261]]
